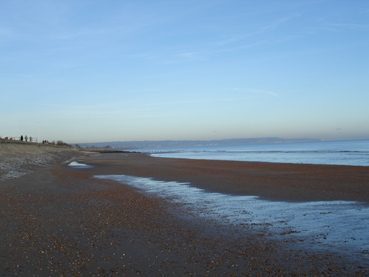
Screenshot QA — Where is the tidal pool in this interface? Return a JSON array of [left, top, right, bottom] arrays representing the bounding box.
[[95, 174, 369, 263]]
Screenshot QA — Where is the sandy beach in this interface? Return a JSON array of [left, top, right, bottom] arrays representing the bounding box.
[[1, 147, 369, 275]]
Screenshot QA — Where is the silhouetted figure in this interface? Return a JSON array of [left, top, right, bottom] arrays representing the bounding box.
[[20, 135, 23, 142], [25, 135, 28, 142]]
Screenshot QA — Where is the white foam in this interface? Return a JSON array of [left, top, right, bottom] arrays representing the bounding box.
[[68, 161, 92, 169], [95, 174, 369, 261]]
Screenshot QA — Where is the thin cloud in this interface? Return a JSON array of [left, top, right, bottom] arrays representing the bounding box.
[[176, 51, 197, 59], [51, 28, 109, 40], [215, 13, 301, 48], [326, 22, 369, 31], [184, 14, 302, 58], [230, 88, 279, 98], [248, 89, 279, 97], [311, 19, 369, 33], [138, 14, 303, 64]]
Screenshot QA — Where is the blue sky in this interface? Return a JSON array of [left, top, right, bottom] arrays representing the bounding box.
[[1, 0, 368, 143]]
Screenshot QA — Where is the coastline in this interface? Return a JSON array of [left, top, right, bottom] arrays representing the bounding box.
[[1, 149, 369, 274], [81, 152, 369, 203]]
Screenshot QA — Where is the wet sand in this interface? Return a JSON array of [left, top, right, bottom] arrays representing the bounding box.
[[81, 152, 369, 203], [1, 151, 369, 275]]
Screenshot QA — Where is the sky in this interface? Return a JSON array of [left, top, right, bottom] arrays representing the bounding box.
[[0, 0, 369, 143]]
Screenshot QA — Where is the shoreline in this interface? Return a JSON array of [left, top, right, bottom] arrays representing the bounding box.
[[150, 152, 369, 168], [148, 151, 369, 168], [80, 152, 369, 203]]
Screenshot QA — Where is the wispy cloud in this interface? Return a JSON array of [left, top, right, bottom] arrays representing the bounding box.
[[230, 88, 279, 98], [49, 19, 152, 41], [181, 14, 302, 61], [325, 22, 369, 31], [215, 13, 301, 47], [50, 28, 110, 40], [211, 38, 272, 55], [140, 14, 302, 65], [309, 18, 369, 34], [159, 51, 203, 64], [248, 88, 279, 97], [176, 51, 197, 59]]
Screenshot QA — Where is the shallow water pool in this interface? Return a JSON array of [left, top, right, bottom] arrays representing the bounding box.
[[95, 174, 369, 262]]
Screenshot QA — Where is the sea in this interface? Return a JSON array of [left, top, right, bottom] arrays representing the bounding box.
[[103, 138, 369, 167]]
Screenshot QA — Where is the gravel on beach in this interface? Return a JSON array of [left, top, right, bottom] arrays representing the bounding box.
[[1, 150, 368, 275]]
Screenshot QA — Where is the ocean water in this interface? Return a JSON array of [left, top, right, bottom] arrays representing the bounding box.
[[146, 139, 369, 166]]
